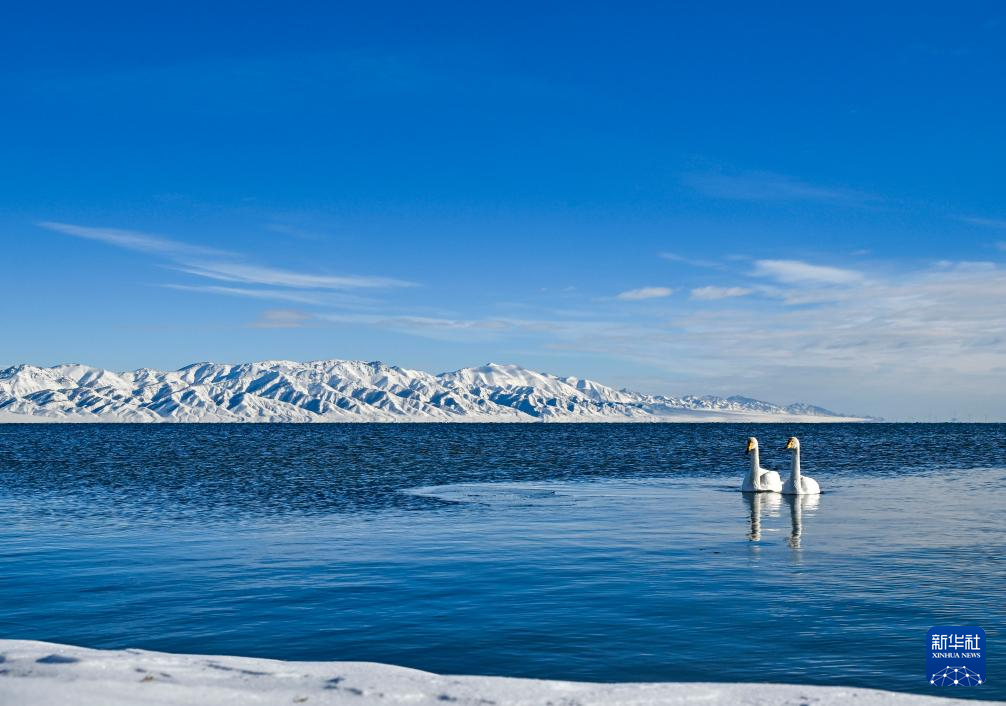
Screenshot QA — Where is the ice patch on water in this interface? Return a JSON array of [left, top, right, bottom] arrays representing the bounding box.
[[405, 483, 577, 507]]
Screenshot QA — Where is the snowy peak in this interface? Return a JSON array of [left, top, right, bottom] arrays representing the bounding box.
[[442, 364, 637, 405], [0, 359, 867, 423], [444, 363, 561, 389]]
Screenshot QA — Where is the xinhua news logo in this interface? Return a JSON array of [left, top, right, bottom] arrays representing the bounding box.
[[928, 626, 986, 687]]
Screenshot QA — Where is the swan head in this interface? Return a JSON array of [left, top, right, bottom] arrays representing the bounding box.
[[746, 437, 758, 454], [785, 436, 801, 451]]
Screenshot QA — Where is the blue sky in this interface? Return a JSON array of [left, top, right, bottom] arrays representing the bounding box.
[[2, 2, 1005, 419]]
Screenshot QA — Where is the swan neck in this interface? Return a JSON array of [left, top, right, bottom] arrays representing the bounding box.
[[790, 448, 801, 481], [749, 448, 761, 481]]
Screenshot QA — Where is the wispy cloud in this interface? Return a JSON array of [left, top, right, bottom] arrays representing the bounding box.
[[41, 221, 416, 306], [264, 223, 330, 241], [513, 262, 1006, 416], [616, 286, 674, 301], [323, 313, 511, 331], [690, 286, 753, 301], [672, 263, 1006, 378], [317, 312, 555, 342], [238, 257, 1006, 417], [753, 259, 863, 285], [959, 215, 1006, 231], [933, 260, 997, 273], [38, 221, 229, 257], [175, 262, 416, 290], [315, 311, 643, 348], [682, 170, 873, 205], [161, 284, 328, 305], [248, 308, 314, 329], [659, 252, 723, 269]]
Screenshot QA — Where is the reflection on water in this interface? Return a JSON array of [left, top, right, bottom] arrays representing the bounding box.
[[744, 491, 781, 541], [744, 491, 821, 549], [785, 493, 821, 550], [0, 423, 1004, 701]]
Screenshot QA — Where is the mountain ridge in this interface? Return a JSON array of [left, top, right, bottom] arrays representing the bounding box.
[[0, 359, 870, 423]]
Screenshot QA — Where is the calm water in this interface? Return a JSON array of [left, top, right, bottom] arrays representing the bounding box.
[[0, 423, 1004, 700]]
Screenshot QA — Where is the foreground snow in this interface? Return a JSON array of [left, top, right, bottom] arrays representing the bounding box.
[[0, 359, 868, 423], [0, 641, 989, 706]]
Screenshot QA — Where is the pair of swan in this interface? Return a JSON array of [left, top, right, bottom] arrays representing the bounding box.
[[742, 436, 821, 495]]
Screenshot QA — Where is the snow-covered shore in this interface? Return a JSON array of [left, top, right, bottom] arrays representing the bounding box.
[[0, 640, 992, 706]]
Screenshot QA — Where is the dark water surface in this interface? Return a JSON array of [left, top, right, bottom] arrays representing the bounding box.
[[1, 423, 1004, 700]]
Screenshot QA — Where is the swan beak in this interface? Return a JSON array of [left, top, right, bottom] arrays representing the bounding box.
[[746, 439, 756, 453], [784, 438, 797, 450]]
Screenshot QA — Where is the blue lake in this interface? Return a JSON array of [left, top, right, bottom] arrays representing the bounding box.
[[0, 423, 1003, 700]]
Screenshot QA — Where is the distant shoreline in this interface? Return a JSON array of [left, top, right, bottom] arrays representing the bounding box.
[[0, 411, 871, 424], [0, 360, 872, 423]]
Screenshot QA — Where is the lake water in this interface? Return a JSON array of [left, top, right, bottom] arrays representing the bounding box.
[[0, 423, 1004, 700]]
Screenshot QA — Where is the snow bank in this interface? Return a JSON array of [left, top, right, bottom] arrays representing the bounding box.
[[0, 640, 990, 706]]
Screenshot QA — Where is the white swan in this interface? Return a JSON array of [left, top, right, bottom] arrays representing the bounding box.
[[781, 437, 821, 495], [741, 437, 782, 492]]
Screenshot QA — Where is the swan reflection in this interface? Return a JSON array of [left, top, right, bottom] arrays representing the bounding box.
[[785, 493, 821, 549], [743, 491, 781, 541]]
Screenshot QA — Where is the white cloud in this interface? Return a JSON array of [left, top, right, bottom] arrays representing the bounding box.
[[38, 221, 229, 257], [40, 221, 416, 297], [933, 260, 996, 272], [176, 262, 416, 290], [261, 260, 1006, 417], [323, 313, 511, 331], [616, 286, 674, 301], [690, 286, 753, 301], [659, 252, 722, 269], [682, 170, 873, 205], [483, 262, 1006, 417], [958, 215, 1006, 230], [161, 284, 327, 305], [316, 312, 570, 343], [754, 259, 863, 285], [673, 264, 1006, 378]]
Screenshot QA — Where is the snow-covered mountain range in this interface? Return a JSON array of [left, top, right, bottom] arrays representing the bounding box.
[[0, 359, 868, 423]]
